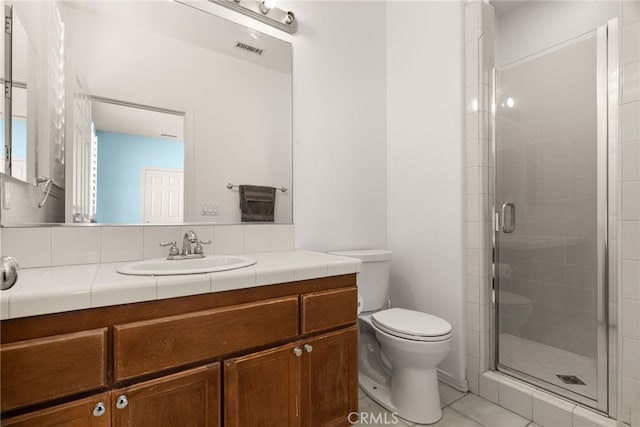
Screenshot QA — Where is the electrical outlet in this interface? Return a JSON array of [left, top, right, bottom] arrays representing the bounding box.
[[201, 203, 219, 216]]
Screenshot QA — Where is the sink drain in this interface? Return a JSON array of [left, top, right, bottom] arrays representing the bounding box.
[[556, 375, 586, 385]]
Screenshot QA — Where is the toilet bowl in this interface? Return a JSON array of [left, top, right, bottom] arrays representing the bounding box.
[[498, 290, 532, 334], [329, 249, 453, 425]]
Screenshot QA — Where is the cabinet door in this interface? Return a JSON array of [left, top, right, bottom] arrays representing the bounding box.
[[2, 392, 111, 427], [300, 326, 358, 427], [111, 364, 220, 427], [225, 342, 302, 427]]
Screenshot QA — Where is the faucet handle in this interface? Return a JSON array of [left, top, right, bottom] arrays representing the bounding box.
[[160, 240, 179, 256], [193, 240, 212, 255]]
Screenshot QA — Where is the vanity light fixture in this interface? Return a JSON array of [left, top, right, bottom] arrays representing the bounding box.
[[209, 0, 297, 34]]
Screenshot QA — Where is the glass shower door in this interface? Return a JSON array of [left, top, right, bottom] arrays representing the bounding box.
[[494, 28, 607, 409]]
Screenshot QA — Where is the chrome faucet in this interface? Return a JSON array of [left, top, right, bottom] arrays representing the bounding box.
[[182, 230, 198, 255], [160, 230, 212, 260]]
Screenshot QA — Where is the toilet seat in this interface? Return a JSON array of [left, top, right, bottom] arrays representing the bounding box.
[[371, 308, 452, 342]]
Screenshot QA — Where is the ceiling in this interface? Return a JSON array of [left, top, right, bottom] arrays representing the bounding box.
[[91, 101, 184, 141]]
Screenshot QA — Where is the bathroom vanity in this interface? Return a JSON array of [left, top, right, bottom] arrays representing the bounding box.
[[0, 252, 359, 426]]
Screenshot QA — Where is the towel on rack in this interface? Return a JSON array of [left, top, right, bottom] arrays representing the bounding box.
[[239, 185, 276, 222]]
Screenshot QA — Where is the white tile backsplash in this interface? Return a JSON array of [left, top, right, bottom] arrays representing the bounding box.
[[214, 225, 245, 254], [1, 227, 51, 268], [101, 227, 143, 263], [143, 226, 182, 260], [2, 224, 296, 268], [271, 225, 295, 251], [244, 225, 271, 253], [52, 227, 101, 266]]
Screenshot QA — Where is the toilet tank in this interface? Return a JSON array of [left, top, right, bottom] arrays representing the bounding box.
[[329, 249, 392, 312]]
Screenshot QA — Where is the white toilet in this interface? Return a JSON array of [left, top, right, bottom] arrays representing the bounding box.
[[330, 249, 452, 425]]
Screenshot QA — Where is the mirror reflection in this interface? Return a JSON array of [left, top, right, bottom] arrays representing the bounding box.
[[92, 100, 185, 224], [1, 0, 293, 225]]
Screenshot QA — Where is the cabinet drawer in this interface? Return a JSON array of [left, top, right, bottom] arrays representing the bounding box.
[[0, 328, 108, 412], [301, 287, 357, 334], [114, 296, 299, 381], [2, 392, 111, 427]]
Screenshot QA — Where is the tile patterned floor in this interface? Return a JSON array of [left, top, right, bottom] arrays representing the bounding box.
[[355, 382, 538, 427]]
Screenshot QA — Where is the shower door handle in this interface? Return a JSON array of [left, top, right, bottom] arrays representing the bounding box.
[[500, 202, 516, 233]]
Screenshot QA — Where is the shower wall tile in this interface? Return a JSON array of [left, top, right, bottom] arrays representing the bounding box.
[[623, 0, 640, 25], [622, 21, 640, 65], [622, 62, 640, 104], [621, 376, 640, 425], [622, 141, 640, 182], [622, 101, 640, 142], [622, 338, 640, 379], [622, 222, 640, 260], [622, 299, 640, 340], [466, 275, 480, 303], [622, 182, 640, 220], [622, 260, 640, 300]]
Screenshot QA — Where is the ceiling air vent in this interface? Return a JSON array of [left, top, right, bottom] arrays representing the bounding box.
[[235, 42, 263, 55]]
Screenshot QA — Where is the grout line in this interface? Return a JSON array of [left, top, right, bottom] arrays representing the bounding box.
[[448, 406, 488, 427]]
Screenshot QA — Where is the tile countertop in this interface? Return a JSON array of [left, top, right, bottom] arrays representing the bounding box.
[[0, 250, 361, 320]]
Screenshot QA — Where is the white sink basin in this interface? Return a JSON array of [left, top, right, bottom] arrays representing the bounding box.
[[117, 255, 257, 276]]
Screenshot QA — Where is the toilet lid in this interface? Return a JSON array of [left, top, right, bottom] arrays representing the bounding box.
[[371, 308, 452, 340]]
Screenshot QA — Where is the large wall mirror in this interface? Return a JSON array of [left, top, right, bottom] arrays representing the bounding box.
[[0, 0, 293, 225]]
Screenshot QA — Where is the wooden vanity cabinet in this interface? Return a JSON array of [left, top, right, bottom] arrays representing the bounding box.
[[224, 326, 358, 427], [111, 364, 220, 427], [0, 275, 358, 427]]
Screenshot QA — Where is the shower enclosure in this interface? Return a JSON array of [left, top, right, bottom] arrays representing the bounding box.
[[493, 20, 617, 412]]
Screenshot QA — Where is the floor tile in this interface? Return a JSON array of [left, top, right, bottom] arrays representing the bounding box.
[[451, 394, 529, 427], [439, 382, 467, 408], [355, 396, 411, 426], [414, 407, 482, 427]]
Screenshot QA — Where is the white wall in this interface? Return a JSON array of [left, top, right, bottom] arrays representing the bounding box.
[[386, 2, 466, 386], [288, 1, 388, 252], [494, 1, 618, 67]]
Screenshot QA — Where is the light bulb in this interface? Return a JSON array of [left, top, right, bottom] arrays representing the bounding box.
[[263, 0, 277, 9]]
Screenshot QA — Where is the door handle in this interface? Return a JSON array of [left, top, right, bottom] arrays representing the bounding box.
[[500, 202, 516, 233]]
